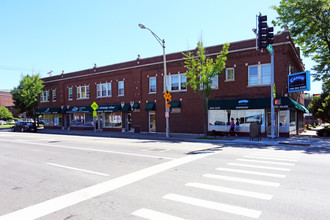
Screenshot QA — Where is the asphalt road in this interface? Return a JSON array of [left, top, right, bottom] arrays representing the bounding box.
[[0, 131, 329, 220]]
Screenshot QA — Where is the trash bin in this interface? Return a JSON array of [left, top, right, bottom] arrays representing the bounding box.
[[250, 122, 261, 141]]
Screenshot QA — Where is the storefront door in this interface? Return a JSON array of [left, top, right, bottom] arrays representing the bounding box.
[[149, 112, 156, 133], [126, 113, 132, 132], [267, 110, 278, 137]]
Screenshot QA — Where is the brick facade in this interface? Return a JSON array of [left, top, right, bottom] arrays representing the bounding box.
[[39, 31, 306, 136]]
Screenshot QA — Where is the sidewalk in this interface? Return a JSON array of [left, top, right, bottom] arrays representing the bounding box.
[[36, 126, 330, 149]]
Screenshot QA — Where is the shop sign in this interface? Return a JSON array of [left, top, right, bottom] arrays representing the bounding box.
[[288, 71, 311, 93], [236, 99, 249, 109]]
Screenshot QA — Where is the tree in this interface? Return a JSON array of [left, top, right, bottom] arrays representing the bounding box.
[[308, 81, 330, 122], [0, 106, 13, 120], [183, 41, 230, 136], [11, 74, 44, 120], [272, 0, 330, 82]]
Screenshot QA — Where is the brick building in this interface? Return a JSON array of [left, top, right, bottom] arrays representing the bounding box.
[[37, 30, 307, 137], [0, 90, 17, 117]]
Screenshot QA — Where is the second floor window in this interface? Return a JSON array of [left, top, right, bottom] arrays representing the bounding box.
[[97, 83, 111, 97], [77, 85, 90, 99], [118, 81, 124, 96], [149, 77, 156, 93], [68, 87, 73, 100], [40, 91, 49, 102], [200, 75, 218, 90], [165, 74, 187, 92], [226, 68, 235, 81], [249, 64, 271, 86], [52, 90, 56, 101]]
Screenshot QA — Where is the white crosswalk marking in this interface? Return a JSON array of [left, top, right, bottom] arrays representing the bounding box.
[[204, 174, 280, 187], [216, 167, 286, 178], [244, 155, 298, 162], [132, 208, 186, 220], [186, 182, 273, 200], [163, 193, 262, 219], [227, 163, 291, 171], [236, 159, 295, 166]]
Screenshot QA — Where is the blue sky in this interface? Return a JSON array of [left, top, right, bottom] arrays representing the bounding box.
[[0, 0, 322, 94]]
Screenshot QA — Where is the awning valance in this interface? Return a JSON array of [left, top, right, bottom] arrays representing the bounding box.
[[132, 103, 140, 109], [121, 104, 131, 112], [96, 104, 121, 112], [66, 106, 93, 113], [170, 101, 181, 108], [209, 97, 309, 113], [35, 108, 61, 114], [145, 102, 155, 111]]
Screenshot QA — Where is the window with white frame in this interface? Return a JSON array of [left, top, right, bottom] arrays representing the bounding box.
[[165, 74, 187, 92], [40, 90, 49, 102], [77, 85, 90, 99], [200, 75, 218, 89], [226, 68, 235, 81], [118, 81, 124, 96], [68, 87, 73, 100], [248, 64, 271, 86], [149, 77, 156, 93], [52, 90, 56, 102], [97, 83, 111, 97]]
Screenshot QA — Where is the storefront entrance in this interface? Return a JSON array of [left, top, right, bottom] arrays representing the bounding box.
[[266, 110, 279, 137], [149, 112, 156, 133]]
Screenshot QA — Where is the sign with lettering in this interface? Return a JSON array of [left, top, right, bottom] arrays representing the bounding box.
[[288, 71, 310, 93]]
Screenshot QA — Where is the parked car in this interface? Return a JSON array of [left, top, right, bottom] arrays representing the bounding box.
[[11, 122, 37, 132], [0, 120, 6, 125]]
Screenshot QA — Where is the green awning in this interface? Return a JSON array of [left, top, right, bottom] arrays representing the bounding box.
[[145, 102, 155, 111], [35, 108, 61, 114], [96, 104, 121, 112], [66, 106, 93, 113], [171, 101, 181, 108], [132, 103, 140, 109], [60, 107, 67, 113], [121, 104, 131, 112], [209, 97, 309, 113]]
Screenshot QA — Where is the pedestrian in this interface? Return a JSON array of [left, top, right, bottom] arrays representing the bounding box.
[[229, 118, 236, 136]]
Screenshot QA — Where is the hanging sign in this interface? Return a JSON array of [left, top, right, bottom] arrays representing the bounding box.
[[288, 71, 311, 93]]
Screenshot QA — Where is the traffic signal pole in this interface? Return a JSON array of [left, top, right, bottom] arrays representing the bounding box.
[[270, 52, 275, 139]]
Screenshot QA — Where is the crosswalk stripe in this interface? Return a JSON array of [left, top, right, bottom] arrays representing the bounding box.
[[228, 163, 291, 171], [204, 174, 280, 187], [186, 182, 273, 200], [244, 156, 298, 162], [236, 159, 295, 166], [163, 193, 262, 219], [131, 208, 186, 220], [216, 167, 286, 178], [250, 153, 300, 159]]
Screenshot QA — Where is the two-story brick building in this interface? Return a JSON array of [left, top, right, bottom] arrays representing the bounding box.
[[37, 30, 307, 137]]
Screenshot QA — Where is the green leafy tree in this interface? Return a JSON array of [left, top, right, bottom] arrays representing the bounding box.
[[272, 0, 330, 82], [308, 81, 330, 122], [0, 106, 13, 120], [11, 74, 44, 120], [183, 41, 230, 136]]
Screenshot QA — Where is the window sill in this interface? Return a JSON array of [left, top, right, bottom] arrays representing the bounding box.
[[225, 79, 235, 82], [97, 96, 112, 98], [163, 90, 187, 93], [118, 95, 124, 97], [40, 101, 49, 103], [77, 98, 90, 100], [149, 92, 157, 94]]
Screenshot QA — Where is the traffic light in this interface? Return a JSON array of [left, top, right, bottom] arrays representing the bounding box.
[[257, 14, 274, 50]]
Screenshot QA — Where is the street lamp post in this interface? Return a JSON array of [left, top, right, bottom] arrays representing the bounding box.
[[139, 23, 170, 137]]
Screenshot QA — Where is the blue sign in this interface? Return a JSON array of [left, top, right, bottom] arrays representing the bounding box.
[[288, 71, 311, 93]]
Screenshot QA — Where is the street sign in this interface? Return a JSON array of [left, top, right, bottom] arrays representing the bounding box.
[[163, 90, 171, 103], [91, 101, 99, 110], [165, 104, 171, 107], [273, 83, 276, 98], [165, 112, 169, 118], [267, 44, 274, 54], [93, 110, 97, 117]]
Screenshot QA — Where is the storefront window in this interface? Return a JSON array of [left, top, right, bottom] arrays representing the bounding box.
[[71, 113, 93, 127], [104, 112, 122, 128], [279, 110, 288, 126], [290, 110, 296, 132], [44, 114, 62, 126]]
